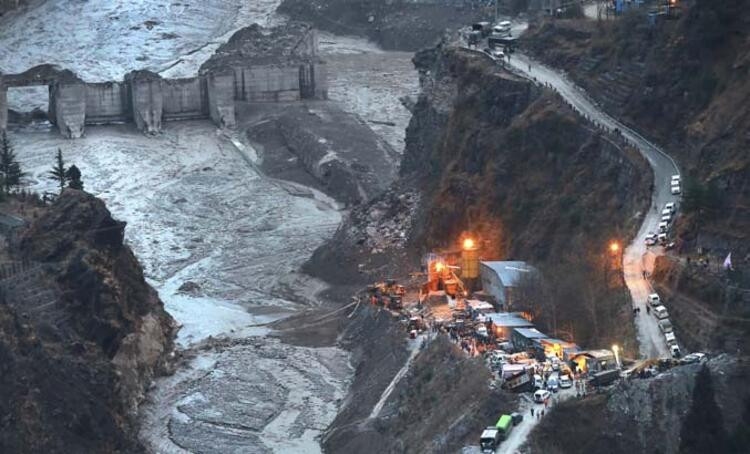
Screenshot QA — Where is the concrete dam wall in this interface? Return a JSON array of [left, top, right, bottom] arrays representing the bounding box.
[[0, 63, 326, 138]]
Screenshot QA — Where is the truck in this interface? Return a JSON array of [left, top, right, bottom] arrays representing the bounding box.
[[496, 414, 514, 440], [590, 369, 620, 387], [479, 427, 501, 453]]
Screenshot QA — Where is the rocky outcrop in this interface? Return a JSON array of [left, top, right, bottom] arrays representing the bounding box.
[[0, 190, 175, 453], [526, 355, 750, 454]]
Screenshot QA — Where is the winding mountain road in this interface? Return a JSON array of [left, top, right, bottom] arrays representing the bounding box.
[[505, 53, 679, 359]]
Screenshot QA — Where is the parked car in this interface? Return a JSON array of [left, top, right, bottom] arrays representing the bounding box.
[[671, 179, 680, 187], [533, 374, 544, 390], [645, 232, 658, 246], [652, 305, 669, 319], [534, 389, 551, 403], [658, 232, 668, 244], [665, 202, 676, 213], [658, 319, 673, 333], [559, 374, 572, 389], [661, 214, 672, 224], [547, 377, 559, 393], [671, 174, 681, 182], [490, 48, 505, 59], [664, 332, 677, 345], [648, 293, 661, 306], [671, 185, 681, 195], [658, 221, 669, 232], [681, 352, 708, 364], [670, 344, 682, 358], [511, 412, 523, 425]]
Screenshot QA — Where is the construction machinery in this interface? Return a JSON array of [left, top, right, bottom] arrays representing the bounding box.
[[367, 279, 406, 310]]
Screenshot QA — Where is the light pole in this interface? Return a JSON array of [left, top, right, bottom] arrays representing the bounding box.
[[612, 344, 621, 369]]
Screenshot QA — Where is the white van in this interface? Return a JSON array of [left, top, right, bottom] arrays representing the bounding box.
[[664, 331, 677, 345], [661, 208, 672, 217], [648, 293, 661, 306], [671, 179, 680, 187], [661, 214, 672, 223], [658, 232, 668, 244], [671, 174, 681, 182], [658, 221, 669, 232], [665, 202, 676, 213], [653, 305, 669, 319], [671, 186, 681, 195]]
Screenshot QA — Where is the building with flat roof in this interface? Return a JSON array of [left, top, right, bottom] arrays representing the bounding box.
[[511, 327, 548, 351], [486, 312, 534, 340], [480, 261, 537, 310]]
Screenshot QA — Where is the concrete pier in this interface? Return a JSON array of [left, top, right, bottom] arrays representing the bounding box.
[[207, 72, 236, 129], [49, 81, 86, 138], [128, 71, 164, 134]]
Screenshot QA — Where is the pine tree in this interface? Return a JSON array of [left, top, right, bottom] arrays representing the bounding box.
[[0, 131, 25, 193], [49, 148, 67, 192], [66, 165, 84, 191]]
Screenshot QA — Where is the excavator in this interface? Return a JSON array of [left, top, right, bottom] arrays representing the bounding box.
[[367, 279, 406, 310]]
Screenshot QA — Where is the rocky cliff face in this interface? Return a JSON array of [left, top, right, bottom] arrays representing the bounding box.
[[401, 44, 650, 262], [0, 190, 175, 453], [526, 356, 750, 454]]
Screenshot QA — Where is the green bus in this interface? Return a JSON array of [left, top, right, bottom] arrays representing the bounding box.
[[495, 414, 513, 440]]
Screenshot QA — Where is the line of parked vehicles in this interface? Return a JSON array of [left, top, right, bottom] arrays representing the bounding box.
[[647, 292, 682, 358], [670, 173, 681, 195], [645, 198, 677, 247]]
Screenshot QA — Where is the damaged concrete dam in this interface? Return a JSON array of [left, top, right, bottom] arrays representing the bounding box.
[[0, 22, 327, 137]]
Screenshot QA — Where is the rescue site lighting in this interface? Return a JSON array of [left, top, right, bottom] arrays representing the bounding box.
[[609, 241, 620, 254], [463, 238, 476, 250], [612, 344, 621, 369]]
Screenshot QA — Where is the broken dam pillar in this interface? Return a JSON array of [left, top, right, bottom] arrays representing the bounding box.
[[49, 78, 87, 139], [126, 70, 163, 134], [0, 73, 6, 132], [206, 71, 235, 129]]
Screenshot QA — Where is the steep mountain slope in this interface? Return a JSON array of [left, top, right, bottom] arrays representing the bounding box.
[[312, 42, 652, 450], [523, 0, 750, 260], [521, 0, 750, 353], [0, 190, 175, 453]]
